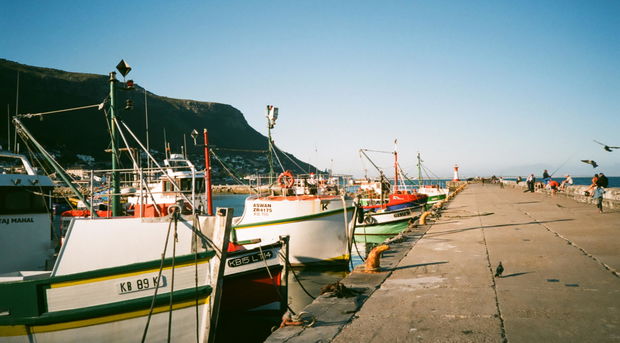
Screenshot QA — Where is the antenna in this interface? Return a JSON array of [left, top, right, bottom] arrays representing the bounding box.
[[144, 88, 151, 177], [13, 71, 19, 153], [6, 104, 10, 151]]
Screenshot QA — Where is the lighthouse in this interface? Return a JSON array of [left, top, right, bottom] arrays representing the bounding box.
[[452, 164, 460, 181]]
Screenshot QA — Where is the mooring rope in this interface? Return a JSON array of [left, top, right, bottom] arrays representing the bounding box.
[[141, 214, 175, 343]]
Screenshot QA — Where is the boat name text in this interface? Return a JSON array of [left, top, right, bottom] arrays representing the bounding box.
[[253, 203, 272, 215], [1, 217, 35, 225]]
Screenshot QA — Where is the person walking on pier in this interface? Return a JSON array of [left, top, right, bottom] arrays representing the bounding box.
[[593, 186, 605, 213]]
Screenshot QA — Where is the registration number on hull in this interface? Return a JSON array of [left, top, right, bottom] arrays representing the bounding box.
[[117, 275, 166, 295], [227, 250, 275, 268]]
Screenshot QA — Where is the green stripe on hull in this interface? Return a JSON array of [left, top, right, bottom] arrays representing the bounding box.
[[0, 252, 214, 321], [354, 221, 409, 236], [0, 286, 211, 328], [234, 206, 354, 230], [426, 194, 447, 203]]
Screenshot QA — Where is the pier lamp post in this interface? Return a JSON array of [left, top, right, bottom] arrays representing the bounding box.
[[266, 105, 278, 183], [109, 59, 132, 216]]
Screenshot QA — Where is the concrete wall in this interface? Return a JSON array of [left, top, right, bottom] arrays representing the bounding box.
[[502, 180, 620, 210]]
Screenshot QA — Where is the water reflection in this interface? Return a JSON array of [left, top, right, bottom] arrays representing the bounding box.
[[212, 194, 402, 342]]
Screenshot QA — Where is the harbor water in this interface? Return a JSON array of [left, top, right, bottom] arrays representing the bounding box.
[[213, 194, 384, 342]]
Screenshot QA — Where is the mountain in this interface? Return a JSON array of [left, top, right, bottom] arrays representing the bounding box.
[[0, 59, 314, 182]]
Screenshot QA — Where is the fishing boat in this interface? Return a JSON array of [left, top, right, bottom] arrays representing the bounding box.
[[0, 149, 231, 343], [225, 106, 355, 266], [233, 172, 354, 266], [413, 153, 449, 206], [354, 144, 427, 234]]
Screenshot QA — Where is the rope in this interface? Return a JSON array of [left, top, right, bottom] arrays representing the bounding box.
[[16, 103, 103, 119], [167, 209, 179, 343], [270, 144, 286, 173], [273, 143, 308, 174], [117, 119, 194, 207], [141, 215, 175, 343], [257, 244, 296, 314], [192, 216, 200, 343], [285, 258, 316, 300]]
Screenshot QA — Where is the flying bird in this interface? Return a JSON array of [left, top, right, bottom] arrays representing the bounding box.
[[581, 160, 598, 168], [495, 262, 504, 278], [593, 140, 620, 152]]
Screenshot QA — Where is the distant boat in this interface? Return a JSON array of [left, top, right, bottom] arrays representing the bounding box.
[[355, 144, 428, 233]]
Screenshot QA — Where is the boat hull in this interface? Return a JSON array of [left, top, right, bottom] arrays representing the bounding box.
[[234, 195, 353, 266], [357, 205, 422, 229]]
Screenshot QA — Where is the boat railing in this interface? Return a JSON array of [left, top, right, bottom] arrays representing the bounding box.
[[58, 164, 205, 217]]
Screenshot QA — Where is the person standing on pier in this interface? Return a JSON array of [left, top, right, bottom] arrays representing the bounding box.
[[596, 173, 608, 188], [584, 174, 599, 196], [542, 169, 551, 184], [559, 175, 573, 191], [525, 174, 535, 192]]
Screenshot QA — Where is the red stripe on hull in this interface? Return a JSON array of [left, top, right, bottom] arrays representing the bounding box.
[[222, 266, 284, 312]]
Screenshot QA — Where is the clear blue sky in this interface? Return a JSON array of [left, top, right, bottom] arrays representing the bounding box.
[[2, 1, 619, 178]]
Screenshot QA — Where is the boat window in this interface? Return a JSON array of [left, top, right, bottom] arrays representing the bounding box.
[[0, 156, 26, 174], [0, 188, 49, 214], [180, 178, 193, 192]]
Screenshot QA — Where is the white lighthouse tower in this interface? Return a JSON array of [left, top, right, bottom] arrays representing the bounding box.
[[452, 164, 460, 181]]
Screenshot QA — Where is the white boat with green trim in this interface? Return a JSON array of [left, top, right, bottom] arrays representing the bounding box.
[[233, 192, 354, 266], [0, 149, 232, 343]]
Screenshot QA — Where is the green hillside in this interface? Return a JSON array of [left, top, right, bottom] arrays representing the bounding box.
[[0, 59, 314, 182]]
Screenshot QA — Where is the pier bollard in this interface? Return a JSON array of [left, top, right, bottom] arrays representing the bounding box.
[[363, 244, 390, 273], [420, 211, 432, 225]]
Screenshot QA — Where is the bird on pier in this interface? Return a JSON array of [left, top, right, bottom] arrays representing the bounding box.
[[580, 160, 598, 168], [593, 140, 620, 152], [495, 262, 504, 278]]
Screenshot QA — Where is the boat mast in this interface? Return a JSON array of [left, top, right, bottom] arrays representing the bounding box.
[[203, 129, 214, 216], [266, 105, 278, 184], [393, 139, 398, 192], [145, 88, 151, 179], [109, 71, 122, 216], [417, 152, 422, 187]]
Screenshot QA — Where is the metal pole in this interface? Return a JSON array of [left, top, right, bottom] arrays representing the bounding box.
[[267, 116, 274, 184], [145, 88, 151, 181], [204, 129, 214, 216], [393, 150, 399, 192], [6, 104, 10, 151], [109, 72, 121, 216]]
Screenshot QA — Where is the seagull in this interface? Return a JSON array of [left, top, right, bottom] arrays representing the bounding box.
[[594, 140, 620, 152], [495, 262, 504, 278], [580, 160, 598, 168]]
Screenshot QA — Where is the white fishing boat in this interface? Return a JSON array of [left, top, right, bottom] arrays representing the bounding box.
[[226, 106, 355, 266], [414, 153, 449, 206], [0, 149, 232, 343], [233, 178, 354, 266]]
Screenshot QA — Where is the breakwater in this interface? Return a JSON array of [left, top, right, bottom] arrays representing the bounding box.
[[502, 180, 620, 209]]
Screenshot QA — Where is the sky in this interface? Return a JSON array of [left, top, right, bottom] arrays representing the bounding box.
[[1, 0, 619, 178]]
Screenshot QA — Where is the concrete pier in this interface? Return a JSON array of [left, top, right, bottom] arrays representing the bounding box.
[[267, 183, 620, 342]]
